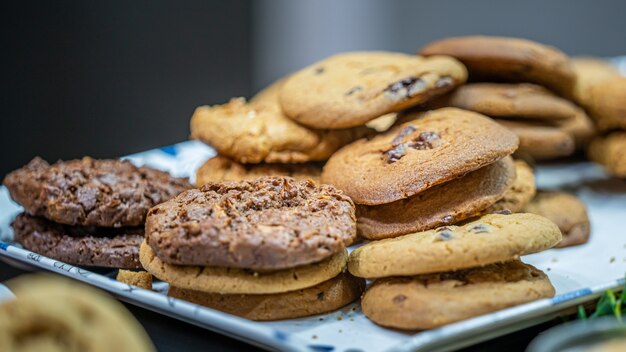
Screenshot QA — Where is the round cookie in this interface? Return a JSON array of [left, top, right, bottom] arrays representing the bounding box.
[[321, 107, 519, 205], [429, 83, 579, 120], [571, 57, 620, 106], [556, 108, 595, 149], [361, 261, 554, 330], [586, 76, 626, 132], [348, 213, 561, 279], [195, 155, 322, 186], [588, 133, 626, 177], [2, 157, 190, 227], [168, 272, 365, 321], [146, 177, 356, 270], [524, 191, 590, 248], [140, 241, 348, 294], [0, 274, 154, 352], [12, 213, 143, 269], [279, 51, 467, 129], [357, 157, 515, 240], [497, 120, 575, 160], [485, 160, 536, 213], [419, 36, 575, 97], [190, 98, 370, 164]]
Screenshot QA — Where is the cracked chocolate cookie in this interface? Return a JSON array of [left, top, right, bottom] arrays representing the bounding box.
[[357, 157, 515, 240], [12, 213, 143, 269], [361, 261, 554, 330], [3, 157, 190, 227], [321, 107, 519, 205], [348, 213, 561, 279], [195, 155, 322, 186], [278, 51, 467, 129], [168, 272, 364, 321], [419, 36, 575, 97], [146, 177, 356, 270]]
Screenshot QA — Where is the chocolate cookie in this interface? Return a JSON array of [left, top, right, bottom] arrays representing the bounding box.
[[485, 160, 536, 213], [419, 36, 575, 96], [321, 108, 519, 205], [524, 191, 590, 248], [361, 261, 554, 330], [589, 132, 626, 177], [497, 120, 575, 160], [12, 213, 143, 269], [195, 155, 322, 186], [348, 213, 561, 279], [279, 51, 467, 129], [357, 157, 515, 240], [168, 272, 365, 321], [585, 76, 626, 132], [140, 241, 348, 294], [3, 157, 190, 227], [190, 98, 370, 164], [146, 177, 356, 270]]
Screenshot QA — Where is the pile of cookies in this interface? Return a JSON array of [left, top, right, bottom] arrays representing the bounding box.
[[3, 157, 190, 269], [140, 177, 364, 320]]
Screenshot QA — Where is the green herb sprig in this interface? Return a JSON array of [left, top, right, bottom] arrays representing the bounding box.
[[579, 280, 626, 321]]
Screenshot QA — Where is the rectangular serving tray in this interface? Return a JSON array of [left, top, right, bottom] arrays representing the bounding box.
[[2, 140, 626, 352]]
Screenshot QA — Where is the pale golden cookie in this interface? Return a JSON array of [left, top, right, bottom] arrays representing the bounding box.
[[168, 272, 365, 321], [588, 133, 626, 177], [117, 270, 153, 290], [361, 261, 554, 330], [140, 241, 347, 294], [485, 160, 536, 213], [279, 51, 467, 129], [571, 57, 620, 106], [586, 76, 626, 132], [498, 120, 575, 160], [348, 213, 561, 279]]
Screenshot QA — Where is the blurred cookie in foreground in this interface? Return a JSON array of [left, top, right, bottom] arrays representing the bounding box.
[[588, 133, 626, 178], [195, 155, 322, 186], [0, 274, 154, 352], [524, 191, 591, 248]]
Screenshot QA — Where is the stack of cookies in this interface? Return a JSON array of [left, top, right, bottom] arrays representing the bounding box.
[[140, 177, 365, 321], [418, 36, 595, 161], [571, 57, 626, 177], [3, 157, 190, 269], [348, 213, 562, 329]]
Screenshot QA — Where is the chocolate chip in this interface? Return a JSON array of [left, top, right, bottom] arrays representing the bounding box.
[[442, 215, 454, 223], [345, 85, 363, 96], [385, 143, 407, 163], [436, 226, 452, 232], [492, 209, 512, 215], [409, 131, 441, 150], [468, 223, 490, 234], [314, 67, 325, 75], [435, 76, 454, 89], [391, 125, 417, 145], [317, 292, 325, 301], [384, 77, 427, 101], [434, 229, 454, 241], [393, 294, 407, 304]]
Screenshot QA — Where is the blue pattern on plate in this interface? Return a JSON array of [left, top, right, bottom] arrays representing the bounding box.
[[308, 344, 335, 352], [160, 145, 178, 156], [0, 242, 8, 251], [273, 330, 288, 342], [551, 288, 593, 304]]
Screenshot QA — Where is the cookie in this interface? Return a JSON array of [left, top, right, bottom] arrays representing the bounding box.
[[195, 155, 322, 186], [2, 157, 190, 227], [428, 83, 579, 120], [190, 98, 370, 164], [12, 213, 143, 269], [571, 57, 620, 106], [357, 157, 515, 240], [556, 107, 595, 149], [585, 76, 626, 132], [146, 177, 355, 270], [485, 160, 536, 213], [117, 270, 153, 290], [0, 274, 154, 352], [524, 191, 590, 248], [497, 120, 575, 160], [348, 213, 561, 279], [140, 241, 347, 294], [279, 51, 467, 129], [321, 107, 519, 205], [361, 261, 554, 330], [588, 133, 626, 177], [168, 272, 364, 321], [419, 36, 575, 96]]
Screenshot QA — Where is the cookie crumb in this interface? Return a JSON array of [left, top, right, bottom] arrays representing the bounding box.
[[116, 270, 152, 290], [551, 258, 558, 263], [312, 335, 318, 340], [338, 329, 343, 333], [610, 257, 616, 263], [337, 315, 343, 321]]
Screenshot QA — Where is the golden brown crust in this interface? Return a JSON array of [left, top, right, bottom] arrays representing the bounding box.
[[571, 57, 620, 106], [116, 270, 153, 290], [586, 76, 626, 132], [588, 132, 626, 177]]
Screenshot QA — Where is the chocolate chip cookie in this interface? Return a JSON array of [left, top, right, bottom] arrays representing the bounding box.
[[585, 76, 626, 132], [419, 36, 575, 96], [357, 157, 515, 240], [497, 120, 575, 160], [571, 57, 620, 107], [588, 132, 626, 177], [12, 213, 143, 269], [348, 213, 561, 279], [321, 107, 519, 205], [146, 177, 356, 270], [361, 261, 554, 329], [279, 51, 467, 129], [195, 155, 322, 186], [485, 160, 536, 213], [3, 157, 190, 227]]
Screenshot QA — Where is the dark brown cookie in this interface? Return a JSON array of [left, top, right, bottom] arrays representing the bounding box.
[[146, 177, 356, 270], [419, 36, 575, 97], [321, 107, 519, 205], [12, 213, 143, 269], [3, 157, 191, 227], [357, 157, 515, 240]]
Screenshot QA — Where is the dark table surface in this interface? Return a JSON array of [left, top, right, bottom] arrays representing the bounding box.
[[1, 261, 561, 352]]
